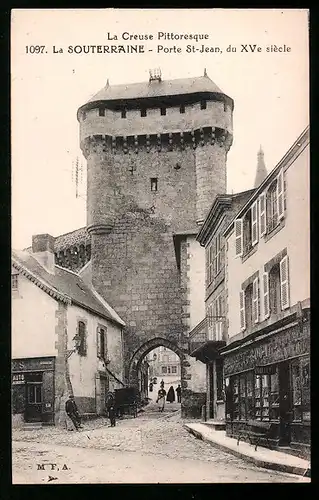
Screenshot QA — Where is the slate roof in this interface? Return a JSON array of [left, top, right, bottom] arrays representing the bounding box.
[[86, 75, 225, 104], [12, 249, 124, 326], [54, 227, 90, 252], [24, 227, 90, 254]]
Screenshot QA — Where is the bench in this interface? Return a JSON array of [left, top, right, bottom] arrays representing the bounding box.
[[237, 420, 274, 451]]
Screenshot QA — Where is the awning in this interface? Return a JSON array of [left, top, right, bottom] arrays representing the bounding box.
[[190, 340, 226, 363]]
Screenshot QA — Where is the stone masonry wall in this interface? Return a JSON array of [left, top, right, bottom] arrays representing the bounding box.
[[86, 140, 198, 234], [91, 209, 185, 379]]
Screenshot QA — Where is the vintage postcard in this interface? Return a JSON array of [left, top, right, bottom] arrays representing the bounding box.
[[11, 8, 310, 484]]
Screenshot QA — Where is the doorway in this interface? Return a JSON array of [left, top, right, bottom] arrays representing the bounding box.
[[278, 361, 292, 445], [25, 372, 43, 422]]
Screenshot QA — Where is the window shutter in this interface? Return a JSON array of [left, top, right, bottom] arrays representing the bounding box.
[[277, 169, 285, 220], [235, 219, 243, 257], [280, 255, 290, 310], [252, 277, 259, 323], [263, 272, 270, 319], [259, 193, 266, 237], [251, 201, 259, 245], [97, 328, 101, 358], [205, 247, 209, 286], [240, 290, 246, 331]]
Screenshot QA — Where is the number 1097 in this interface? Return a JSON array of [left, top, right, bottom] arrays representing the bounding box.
[[25, 46, 46, 54]]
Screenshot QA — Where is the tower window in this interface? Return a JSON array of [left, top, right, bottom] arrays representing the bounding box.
[[82, 112, 87, 121], [141, 109, 147, 117], [200, 100, 207, 110], [151, 178, 158, 192], [12, 274, 18, 290], [160, 107, 166, 116], [99, 107, 105, 117], [121, 109, 127, 119], [180, 104, 185, 114]]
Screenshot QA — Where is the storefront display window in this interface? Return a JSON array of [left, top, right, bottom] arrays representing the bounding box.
[[291, 359, 302, 421], [301, 357, 310, 421], [291, 356, 310, 422], [269, 371, 280, 420], [239, 374, 246, 419], [232, 376, 239, 420], [246, 372, 254, 419], [255, 375, 261, 420]]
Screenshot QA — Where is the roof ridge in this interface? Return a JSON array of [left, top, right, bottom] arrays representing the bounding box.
[[54, 226, 88, 239]]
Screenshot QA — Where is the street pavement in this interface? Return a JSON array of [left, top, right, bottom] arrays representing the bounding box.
[[12, 402, 309, 484]]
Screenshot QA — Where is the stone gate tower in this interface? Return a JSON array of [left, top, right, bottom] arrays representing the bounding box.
[[77, 70, 233, 408]]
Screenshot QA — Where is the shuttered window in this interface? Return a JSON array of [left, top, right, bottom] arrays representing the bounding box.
[[251, 201, 259, 246], [263, 272, 270, 319], [235, 219, 243, 257], [277, 168, 285, 220], [240, 290, 246, 331], [97, 327, 107, 360], [252, 277, 259, 324], [259, 193, 267, 237], [77, 321, 87, 357], [280, 255, 290, 309]]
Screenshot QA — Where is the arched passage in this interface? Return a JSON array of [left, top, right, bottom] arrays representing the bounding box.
[[128, 337, 188, 402]]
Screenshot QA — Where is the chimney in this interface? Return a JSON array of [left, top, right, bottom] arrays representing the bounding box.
[[32, 234, 55, 274]]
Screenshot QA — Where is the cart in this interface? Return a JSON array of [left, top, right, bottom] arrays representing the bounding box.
[[114, 387, 139, 418]]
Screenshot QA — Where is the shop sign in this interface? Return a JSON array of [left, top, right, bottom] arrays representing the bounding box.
[[12, 357, 55, 372], [12, 374, 25, 384], [255, 365, 276, 375], [223, 325, 310, 376]]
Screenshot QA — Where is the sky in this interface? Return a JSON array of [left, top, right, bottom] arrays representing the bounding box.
[[11, 8, 309, 249]]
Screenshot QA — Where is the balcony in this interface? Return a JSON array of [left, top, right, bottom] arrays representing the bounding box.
[[189, 317, 226, 363]]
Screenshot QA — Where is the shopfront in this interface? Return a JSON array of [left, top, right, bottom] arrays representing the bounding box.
[[12, 357, 55, 426], [222, 316, 310, 454]]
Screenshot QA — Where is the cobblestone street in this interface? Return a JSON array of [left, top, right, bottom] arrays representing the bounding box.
[[12, 403, 309, 484]]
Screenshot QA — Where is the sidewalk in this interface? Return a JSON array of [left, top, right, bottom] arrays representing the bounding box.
[[184, 423, 310, 478]]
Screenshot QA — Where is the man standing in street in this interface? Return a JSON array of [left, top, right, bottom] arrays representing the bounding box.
[[176, 384, 182, 403], [106, 392, 116, 427], [65, 394, 82, 431]]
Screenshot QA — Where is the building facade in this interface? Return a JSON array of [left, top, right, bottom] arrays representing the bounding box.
[[74, 70, 233, 416], [190, 190, 255, 421], [222, 127, 310, 455], [12, 234, 125, 427]]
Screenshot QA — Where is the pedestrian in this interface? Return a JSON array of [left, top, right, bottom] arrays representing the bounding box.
[[65, 394, 82, 431], [176, 384, 182, 403], [106, 392, 116, 427], [149, 382, 153, 392], [166, 385, 175, 403], [160, 379, 164, 389], [156, 388, 166, 412]]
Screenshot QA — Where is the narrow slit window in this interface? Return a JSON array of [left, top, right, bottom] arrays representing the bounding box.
[[200, 100, 207, 110], [160, 107, 166, 116], [151, 178, 158, 192], [12, 274, 18, 290], [121, 109, 127, 119], [141, 109, 147, 117], [99, 107, 105, 117], [180, 104, 185, 114]]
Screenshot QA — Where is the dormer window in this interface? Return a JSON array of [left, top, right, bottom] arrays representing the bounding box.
[[200, 100, 207, 110], [141, 109, 147, 117], [99, 107, 105, 117]]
